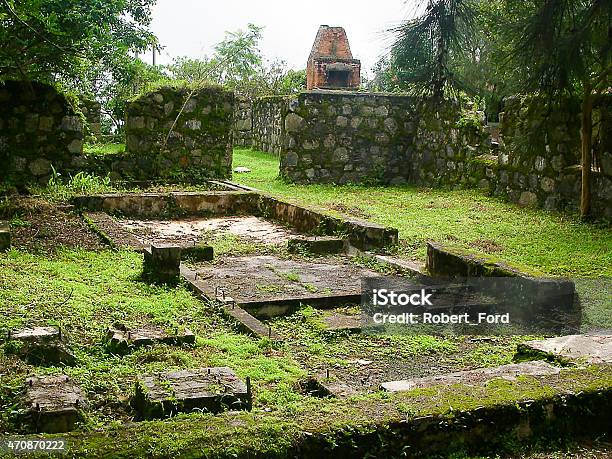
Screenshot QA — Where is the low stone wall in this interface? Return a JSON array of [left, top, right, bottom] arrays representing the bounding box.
[[234, 96, 252, 148], [0, 80, 84, 186], [80, 98, 101, 142], [252, 96, 286, 156], [494, 95, 611, 218], [124, 85, 234, 182]]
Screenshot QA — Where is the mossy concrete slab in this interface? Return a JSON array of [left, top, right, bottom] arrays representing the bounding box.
[[381, 360, 560, 392], [133, 367, 251, 419], [106, 325, 195, 353], [518, 334, 612, 364], [6, 326, 75, 365], [287, 236, 346, 255], [25, 375, 86, 433]]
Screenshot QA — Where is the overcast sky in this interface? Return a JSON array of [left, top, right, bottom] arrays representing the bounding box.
[[147, 0, 419, 77]]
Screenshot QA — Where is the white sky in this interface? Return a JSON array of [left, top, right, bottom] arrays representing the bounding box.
[[146, 0, 419, 76]]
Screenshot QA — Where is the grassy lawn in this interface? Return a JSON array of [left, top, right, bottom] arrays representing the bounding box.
[[232, 148, 612, 278]]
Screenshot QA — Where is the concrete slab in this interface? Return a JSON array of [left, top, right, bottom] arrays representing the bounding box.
[[25, 375, 86, 433], [7, 327, 75, 365], [287, 236, 345, 255], [82, 212, 144, 250], [187, 255, 381, 317], [133, 367, 251, 419], [106, 325, 195, 353], [518, 334, 612, 364], [381, 361, 560, 392], [321, 310, 362, 331], [143, 244, 181, 284], [0, 220, 10, 251], [119, 216, 299, 247]]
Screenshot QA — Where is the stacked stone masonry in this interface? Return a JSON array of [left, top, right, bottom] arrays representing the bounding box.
[[250, 89, 610, 218], [234, 96, 253, 148], [0, 80, 84, 186], [124, 85, 234, 182]]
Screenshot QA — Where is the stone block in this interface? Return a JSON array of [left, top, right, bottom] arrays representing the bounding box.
[[143, 244, 182, 284], [0, 221, 10, 251], [518, 334, 612, 364], [25, 375, 86, 433], [5, 326, 75, 365], [132, 367, 251, 419], [106, 325, 195, 353], [287, 236, 345, 255]]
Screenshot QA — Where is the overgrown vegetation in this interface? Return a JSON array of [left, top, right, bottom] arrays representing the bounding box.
[[233, 149, 612, 278]]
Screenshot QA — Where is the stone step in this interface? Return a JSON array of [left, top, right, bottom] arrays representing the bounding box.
[[381, 361, 560, 392], [6, 326, 75, 365], [518, 334, 612, 364]]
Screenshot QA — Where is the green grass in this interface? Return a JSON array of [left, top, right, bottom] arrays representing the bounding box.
[[232, 149, 612, 278], [83, 142, 126, 157]]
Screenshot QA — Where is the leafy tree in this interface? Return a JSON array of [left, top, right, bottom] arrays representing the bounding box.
[[509, 0, 611, 218], [0, 0, 157, 82]]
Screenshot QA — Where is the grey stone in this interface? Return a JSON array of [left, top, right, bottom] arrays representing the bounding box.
[[535, 156, 546, 172], [185, 119, 202, 130], [106, 325, 195, 353], [184, 99, 197, 113], [540, 177, 556, 192], [518, 191, 538, 207], [284, 152, 299, 167], [381, 361, 560, 392], [152, 93, 164, 104], [285, 113, 304, 133], [384, 117, 398, 134], [67, 139, 83, 154], [518, 335, 612, 364], [60, 116, 82, 132], [143, 244, 182, 284], [336, 116, 348, 127], [374, 106, 389, 117], [333, 147, 349, 163], [38, 116, 54, 132], [128, 116, 145, 129], [28, 158, 52, 176]]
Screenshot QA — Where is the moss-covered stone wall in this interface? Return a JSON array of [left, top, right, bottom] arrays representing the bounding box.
[[234, 96, 252, 148], [252, 96, 286, 156], [494, 95, 611, 218], [124, 85, 234, 182], [0, 80, 84, 186], [278, 90, 488, 185]]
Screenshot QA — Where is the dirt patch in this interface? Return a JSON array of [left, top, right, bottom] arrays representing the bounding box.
[[5, 199, 105, 253], [469, 238, 504, 253], [118, 216, 298, 247], [328, 203, 372, 220]]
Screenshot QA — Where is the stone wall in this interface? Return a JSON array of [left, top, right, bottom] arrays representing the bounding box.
[[124, 85, 234, 182], [279, 90, 488, 185], [0, 80, 84, 186], [80, 98, 101, 141], [234, 96, 253, 148], [494, 95, 611, 218], [252, 96, 286, 156]]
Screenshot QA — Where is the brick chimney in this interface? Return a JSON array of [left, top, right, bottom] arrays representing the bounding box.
[[306, 26, 361, 90]]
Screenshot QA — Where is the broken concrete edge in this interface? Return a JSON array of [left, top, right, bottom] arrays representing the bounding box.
[[360, 253, 427, 278], [3, 326, 77, 366], [105, 326, 196, 354], [82, 211, 145, 251], [0, 220, 11, 252], [71, 191, 399, 251], [28, 365, 612, 457], [516, 335, 612, 366], [425, 241, 563, 280], [256, 194, 398, 251], [179, 265, 282, 341], [72, 191, 261, 220], [132, 367, 252, 420]]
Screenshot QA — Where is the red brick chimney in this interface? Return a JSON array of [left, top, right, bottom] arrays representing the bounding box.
[[306, 26, 361, 90]]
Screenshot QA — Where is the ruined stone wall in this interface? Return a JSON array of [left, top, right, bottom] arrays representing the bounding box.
[[495, 95, 611, 218], [0, 80, 84, 186], [280, 90, 488, 185], [80, 98, 101, 141], [234, 96, 252, 148], [124, 85, 234, 181], [252, 96, 286, 156]]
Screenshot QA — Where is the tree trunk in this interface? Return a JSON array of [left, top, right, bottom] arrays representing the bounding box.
[[580, 89, 593, 219]]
